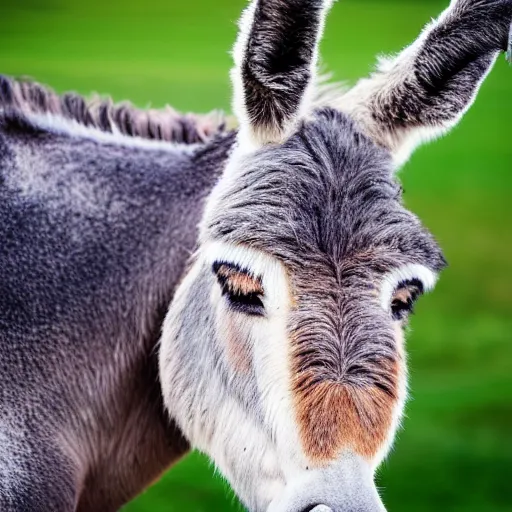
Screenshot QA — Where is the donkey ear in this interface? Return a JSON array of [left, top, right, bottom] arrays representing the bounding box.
[[335, 0, 512, 166], [232, 0, 334, 146]]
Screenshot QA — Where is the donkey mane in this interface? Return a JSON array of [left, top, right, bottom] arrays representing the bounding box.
[[0, 75, 226, 145]]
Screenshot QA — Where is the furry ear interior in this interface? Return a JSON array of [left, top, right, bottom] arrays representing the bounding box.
[[334, 0, 512, 166], [232, 0, 334, 146]]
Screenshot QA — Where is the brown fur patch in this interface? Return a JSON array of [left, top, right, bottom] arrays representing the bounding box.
[[222, 313, 252, 373], [294, 360, 399, 462]]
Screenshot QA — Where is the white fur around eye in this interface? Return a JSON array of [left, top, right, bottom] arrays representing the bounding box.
[[379, 263, 437, 312], [202, 240, 307, 471]]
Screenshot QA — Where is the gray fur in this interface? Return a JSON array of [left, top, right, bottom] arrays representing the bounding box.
[[0, 108, 235, 511]]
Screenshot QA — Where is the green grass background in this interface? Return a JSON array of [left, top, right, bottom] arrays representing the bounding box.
[[1, 0, 511, 510]]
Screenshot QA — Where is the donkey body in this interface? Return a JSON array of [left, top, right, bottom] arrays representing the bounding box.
[[1, 1, 511, 511], [0, 77, 233, 511]]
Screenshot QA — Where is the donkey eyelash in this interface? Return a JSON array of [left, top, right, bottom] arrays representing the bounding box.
[[212, 261, 263, 293], [390, 279, 424, 321], [212, 261, 265, 317]]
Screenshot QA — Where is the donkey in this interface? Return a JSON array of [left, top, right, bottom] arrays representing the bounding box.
[[0, 0, 510, 511]]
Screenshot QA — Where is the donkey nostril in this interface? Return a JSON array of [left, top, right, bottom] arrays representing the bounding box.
[[300, 506, 333, 512]]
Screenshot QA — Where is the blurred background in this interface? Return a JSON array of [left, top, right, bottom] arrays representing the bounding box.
[[1, 0, 511, 511]]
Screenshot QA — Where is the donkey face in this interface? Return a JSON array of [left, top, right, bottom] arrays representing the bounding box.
[[160, 1, 512, 511]]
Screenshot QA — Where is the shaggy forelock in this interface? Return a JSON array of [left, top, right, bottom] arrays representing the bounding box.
[[207, 108, 445, 274]]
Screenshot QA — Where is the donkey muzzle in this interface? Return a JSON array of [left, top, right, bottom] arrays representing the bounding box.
[[267, 453, 386, 512]]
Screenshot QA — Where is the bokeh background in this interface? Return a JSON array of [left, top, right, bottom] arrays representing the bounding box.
[[1, 0, 511, 511]]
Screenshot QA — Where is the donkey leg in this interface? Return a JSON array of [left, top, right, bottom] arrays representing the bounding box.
[[0, 431, 79, 512]]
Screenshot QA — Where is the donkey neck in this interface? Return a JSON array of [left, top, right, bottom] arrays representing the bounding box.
[[0, 119, 236, 382]]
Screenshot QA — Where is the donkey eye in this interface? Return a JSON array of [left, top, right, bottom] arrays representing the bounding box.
[[223, 289, 264, 316], [391, 279, 424, 321], [212, 261, 265, 317]]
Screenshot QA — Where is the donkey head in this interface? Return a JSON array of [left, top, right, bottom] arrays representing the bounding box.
[[160, 1, 512, 511]]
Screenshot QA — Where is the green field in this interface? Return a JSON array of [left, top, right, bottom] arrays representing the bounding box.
[[1, 0, 511, 511]]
